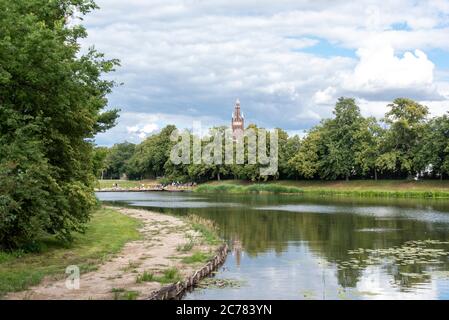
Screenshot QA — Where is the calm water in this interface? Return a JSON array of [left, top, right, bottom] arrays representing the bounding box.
[[96, 191, 449, 300]]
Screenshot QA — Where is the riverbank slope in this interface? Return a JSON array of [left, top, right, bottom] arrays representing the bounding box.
[[2, 207, 223, 300]]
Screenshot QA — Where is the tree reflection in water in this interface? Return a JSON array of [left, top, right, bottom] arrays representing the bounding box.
[[100, 192, 449, 297]]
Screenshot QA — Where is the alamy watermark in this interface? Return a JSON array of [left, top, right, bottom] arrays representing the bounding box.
[[65, 265, 80, 290], [169, 122, 279, 176]]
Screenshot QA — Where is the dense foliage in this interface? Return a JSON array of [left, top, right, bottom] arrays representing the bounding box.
[[290, 98, 448, 180], [0, 0, 119, 249], [99, 97, 449, 183]]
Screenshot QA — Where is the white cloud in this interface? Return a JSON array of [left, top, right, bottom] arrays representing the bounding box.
[[141, 123, 159, 134], [96, 111, 223, 145], [126, 123, 159, 140], [343, 44, 436, 95], [81, 0, 449, 145], [126, 125, 139, 133], [356, 265, 439, 300], [314, 87, 337, 105]]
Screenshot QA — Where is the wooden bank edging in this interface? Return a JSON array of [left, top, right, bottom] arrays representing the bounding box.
[[146, 243, 229, 300]]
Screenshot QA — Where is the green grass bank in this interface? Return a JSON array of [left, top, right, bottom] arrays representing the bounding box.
[[195, 180, 449, 199], [0, 208, 142, 297]]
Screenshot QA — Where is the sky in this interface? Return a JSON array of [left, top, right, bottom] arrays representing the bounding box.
[[79, 0, 449, 146]]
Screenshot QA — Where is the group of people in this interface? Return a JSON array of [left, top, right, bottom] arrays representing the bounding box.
[[105, 181, 197, 191], [161, 181, 197, 189]]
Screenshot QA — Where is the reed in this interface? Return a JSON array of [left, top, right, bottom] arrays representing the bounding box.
[[195, 182, 449, 198], [195, 184, 304, 194]]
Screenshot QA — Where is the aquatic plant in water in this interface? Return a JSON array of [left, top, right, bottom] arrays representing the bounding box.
[[340, 240, 449, 279], [197, 277, 246, 289]]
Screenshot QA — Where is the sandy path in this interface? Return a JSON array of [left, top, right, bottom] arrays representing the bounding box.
[[6, 207, 214, 300]]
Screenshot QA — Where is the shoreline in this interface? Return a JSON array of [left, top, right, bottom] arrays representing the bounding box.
[[95, 186, 449, 199], [5, 207, 226, 300], [96, 179, 449, 199], [148, 243, 228, 300], [195, 180, 449, 199], [95, 188, 191, 193]]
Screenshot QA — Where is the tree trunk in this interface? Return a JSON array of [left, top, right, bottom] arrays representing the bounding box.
[[345, 174, 349, 181], [217, 172, 221, 181], [374, 169, 378, 181]]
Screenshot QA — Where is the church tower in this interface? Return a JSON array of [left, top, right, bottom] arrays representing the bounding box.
[[231, 99, 244, 139]]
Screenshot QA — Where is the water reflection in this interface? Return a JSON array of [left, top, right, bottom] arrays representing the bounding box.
[[97, 192, 449, 299]]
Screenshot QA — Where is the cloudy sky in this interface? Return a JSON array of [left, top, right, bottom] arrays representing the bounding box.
[[80, 0, 449, 146]]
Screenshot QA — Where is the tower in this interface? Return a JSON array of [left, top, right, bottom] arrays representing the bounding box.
[[231, 99, 244, 139]]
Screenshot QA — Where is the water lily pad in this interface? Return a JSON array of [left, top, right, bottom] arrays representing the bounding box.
[[197, 278, 246, 289]]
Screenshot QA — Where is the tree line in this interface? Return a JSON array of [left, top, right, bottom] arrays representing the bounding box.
[[0, 0, 119, 249], [97, 97, 449, 183]]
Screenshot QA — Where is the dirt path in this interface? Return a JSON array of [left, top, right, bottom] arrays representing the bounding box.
[[6, 207, 217, 300]]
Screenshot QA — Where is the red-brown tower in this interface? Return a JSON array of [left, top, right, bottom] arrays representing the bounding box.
[[231, 99, 244, 139]]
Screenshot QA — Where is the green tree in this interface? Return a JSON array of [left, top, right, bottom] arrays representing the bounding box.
[[419, 113, 449, 179], [277, 129, 302, 179], [92, 146, 109, 179], [289, 128, 321, 179], [355, 117, 383, 180], [378, 98, 429, 178], [319, 97, 366, 180], [282, 134, 301, 179], [0, 0, 119, 249], [104, 142, 135, 179], [126, 125, 177, 179]]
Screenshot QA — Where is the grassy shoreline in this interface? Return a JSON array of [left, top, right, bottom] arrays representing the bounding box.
[[0, 206, 224, 299], [0, 207, 142, 297], [195, 180, 449, 199]]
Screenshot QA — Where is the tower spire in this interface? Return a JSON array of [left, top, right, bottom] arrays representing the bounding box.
[[231, 98, 244, 139]]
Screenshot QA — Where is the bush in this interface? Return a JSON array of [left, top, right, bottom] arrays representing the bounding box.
[[0, 0, 118, 249]]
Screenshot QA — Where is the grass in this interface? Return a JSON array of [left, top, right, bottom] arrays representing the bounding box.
[[0, 207, 142, 297], [176, 236, 195, 252], [186, 215, 220, 245], [136, 267, 181, 284], [160, 267, 182, 283], [196, 180, 449, 199], [111, 288, 140, 300], [135, 271, 155, 283], [182, 251, 212, 264], [195, 183, 303, 194]]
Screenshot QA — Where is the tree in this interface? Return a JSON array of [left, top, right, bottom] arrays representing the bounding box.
[[104, 142, 135, 179], [92, 146, 109, 179], [319, 97, 366, 180], [378, 98, 429, 178], [0, 0, 119, 249], [419, 113, 449, 179], [181, 126, 232, 182], [282, 134, 301, 179], [355, 117, 383, 180], [126, 125, 177, 179], [277, 129, 301, 179], [289, 128, 321, 179]]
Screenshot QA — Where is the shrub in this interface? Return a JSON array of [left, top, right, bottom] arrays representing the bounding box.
[[0, 0, 118, 249]]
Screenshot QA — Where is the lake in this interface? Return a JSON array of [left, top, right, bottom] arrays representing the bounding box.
[[96, 191, 449, 300]]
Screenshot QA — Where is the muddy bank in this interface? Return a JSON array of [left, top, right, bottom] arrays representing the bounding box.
[[6, 207, 225, 300]]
